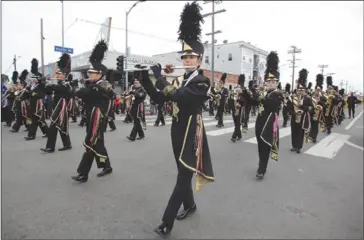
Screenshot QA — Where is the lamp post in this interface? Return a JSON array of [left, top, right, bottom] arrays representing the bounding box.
[[125, 0, 146, 90]]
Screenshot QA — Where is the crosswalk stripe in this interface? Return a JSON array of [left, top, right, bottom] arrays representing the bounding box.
[[304, 132, 351, 159], [206, 122, 255, 136], [146, 117, 217, 126], [244, 126, 291, 144]]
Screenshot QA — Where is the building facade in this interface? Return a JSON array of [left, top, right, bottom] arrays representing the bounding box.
[[153, 41, 269, 87]]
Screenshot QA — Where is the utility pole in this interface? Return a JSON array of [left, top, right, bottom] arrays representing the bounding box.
[[203, 0, 226, 85], [61, 0, 64, 46], [13, 55, 17, 71], [288, 45, 301, 90], [345, 80, 348, 94], [318, 64, 328, 75], [40, 18, 45, 76], [106, 17, 112, 45]]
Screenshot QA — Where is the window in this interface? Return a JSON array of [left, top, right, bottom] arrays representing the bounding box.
[[205, 56, 209, 64], [228, 53, 232, 61], [243, 56, 245, 61], [217, 54, 219, 58], [249, 58, 252, 63]]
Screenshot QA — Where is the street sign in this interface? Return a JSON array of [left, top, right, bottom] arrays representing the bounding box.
[[54, 45, 74, 54]]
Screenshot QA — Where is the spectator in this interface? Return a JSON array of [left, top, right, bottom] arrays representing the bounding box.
[[347, 92, 358, 118]]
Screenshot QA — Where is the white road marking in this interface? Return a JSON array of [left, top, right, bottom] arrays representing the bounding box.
[[206, 122, 255, 136], [244, 126, 291, 144], [146, 117, 218, 126], [345, 110, 363, 130], [305, 132, 351, 159], [345, 140, 364, 151]]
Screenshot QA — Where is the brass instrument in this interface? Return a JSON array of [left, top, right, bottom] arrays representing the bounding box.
[[312, 97, 323, 121], [233, 88, 243, 116], [324, 92, 335, 117], [292, 94, 303, 123]]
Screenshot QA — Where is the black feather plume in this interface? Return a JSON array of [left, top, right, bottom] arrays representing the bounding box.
[[285, 83, 291, 92], [326, 76, 333, 86], [238, 74, 245, 85], [248, 80, 254, 90], [57, 53, 71, 73], [277, 82, 282, 90], [316, 74, 323, 89], [12, 71, 19, 83], [339, 88, 345, 96], [89, 39, 108, 65], [298, 68, 308, 87], [31, 58, 39, 74], [264, 51, 279, 80], [308, 82, 312, 89], [221, 73, 227, 82], [19, 70, 28, 81], [177, 2, 204, 42]]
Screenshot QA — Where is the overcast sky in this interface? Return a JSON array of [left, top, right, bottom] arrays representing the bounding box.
[[2, 1, 363, 92]]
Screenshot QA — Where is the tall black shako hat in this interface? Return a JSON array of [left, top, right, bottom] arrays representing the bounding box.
[[19, 70, 29, 87], [297, 68, 308, 89], [56, 53, 71, 76], [220, 73, 227, 84], [88, 39, 108, 75], [238, 74, 245, 87], [11, 71, 19, 84], [285, 83, 291, 93], [264, 51, 280, 81], [315, 74, 324, 90], [29, 58, 43, 80], [178, 2, 204, 59], [326, 75, 333, 89]]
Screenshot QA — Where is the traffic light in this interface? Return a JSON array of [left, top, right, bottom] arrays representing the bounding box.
[[116, 55, 124, 72]]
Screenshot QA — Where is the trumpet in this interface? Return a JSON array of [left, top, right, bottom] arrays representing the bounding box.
[[123, 65, 196, 73]]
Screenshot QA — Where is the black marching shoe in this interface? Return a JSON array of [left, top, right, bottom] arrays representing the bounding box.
[[154, 123, 159, 127], [312, 139, 317, 143], [71, 174, 88, 183], [59, 146, 72, 151], [10, 129, 18, 133], [24, 136, 35, 140], [176, 204, 197, 220], [136, 136, 145, 140], [40, 148, 55, 153], [126, 136, 135, 141], [109, 128, 116, 132], [290, 147, 296, 152], [154, 223, 172, 238], [256, 173, 264, 180], [97, 167, 113, 177], [295, 148, 301, 154], [231, 137, 236, 143], [236, 136, 242, 141], [42, 134, 48, 138]]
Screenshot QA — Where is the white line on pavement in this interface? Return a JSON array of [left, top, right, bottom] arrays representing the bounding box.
[[304, 132, 351, 159], [345, 110, 363, 130], [345, 140, 364, 151], [244, 126, 291, 144], [206, 122, 255, 136]]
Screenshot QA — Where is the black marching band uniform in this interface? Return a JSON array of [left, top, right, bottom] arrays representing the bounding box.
[[2, 72, 17, 127], [10, 70, 30, 132], [308, 74, 325, 143], [126, 78, 147, 141], [254, 51, 283, 180], [281, 83, 291, 128], [323, 76, 337, 134], [104, 82, 117, 132], [25, 59, 48, 140], [136, 2, 214, 236], [122, 87, 134, 123], [67, 74, 79, 123], [40, 54, 73, 153], [289, 69, 313, 153], [72, 39, 113, 182], [212, 73, 228, 127]]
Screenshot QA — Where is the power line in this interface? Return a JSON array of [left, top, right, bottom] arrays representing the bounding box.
[[76, 18, 177, 43]]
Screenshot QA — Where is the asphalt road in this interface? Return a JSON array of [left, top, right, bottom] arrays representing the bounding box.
[[2, 108, 363, 239]]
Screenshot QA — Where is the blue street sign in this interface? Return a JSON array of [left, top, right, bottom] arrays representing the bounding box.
[[54, 45, 74, 54]]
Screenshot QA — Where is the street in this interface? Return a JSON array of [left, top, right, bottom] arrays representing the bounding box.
[[2, 108, 363, 239]]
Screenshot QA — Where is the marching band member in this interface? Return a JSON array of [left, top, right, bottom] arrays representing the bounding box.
[[126, 77, 146, 141], [289, 69, 313, 153], [254, 51, 283, 180], [154, 77, 168, 127], [103, 71, 117, 132], [281, 83, 291, 128], [230, 74, 244, 142], [136, 2, 214, 236], [309, 74, 325, 143], [227, 85, 235, 114], [3, 71, 18, 127], [324, 76, 336, 134], [24, 59, 48, 140], [122, 87, 134, 123], [212, 73, 228, 127], [337, 88, 346, 125], [10, 70, 30, 132], [40, 54, 72, 153], [67, 74, 78, 123], [72, 39, 113, 182]]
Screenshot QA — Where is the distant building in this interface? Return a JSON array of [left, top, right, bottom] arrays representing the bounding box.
[[153, 40, 269, 87]]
